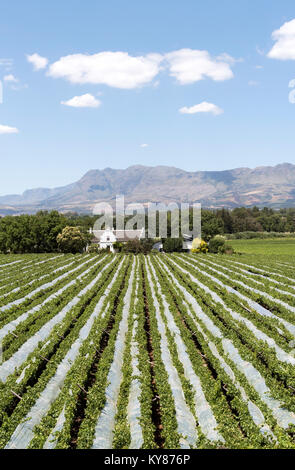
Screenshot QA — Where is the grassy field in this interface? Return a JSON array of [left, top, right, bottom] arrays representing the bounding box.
[[230, 237, 295, 256]]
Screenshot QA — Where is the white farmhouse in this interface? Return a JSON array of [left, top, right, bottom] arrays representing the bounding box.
[[89, 227, 145, 252]]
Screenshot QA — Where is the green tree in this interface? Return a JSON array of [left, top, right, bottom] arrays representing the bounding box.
[[217, 208, 233, 233], [57, 226, 88, 253], [201, 211, 224, 241], [163, 237, 183, 253]]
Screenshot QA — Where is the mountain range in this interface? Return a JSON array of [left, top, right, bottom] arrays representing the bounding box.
[[1, 163, 295, 215]]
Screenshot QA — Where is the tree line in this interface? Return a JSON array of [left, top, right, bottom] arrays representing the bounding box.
[[0, 211, 93, 254], [0, 207, 294, 253]]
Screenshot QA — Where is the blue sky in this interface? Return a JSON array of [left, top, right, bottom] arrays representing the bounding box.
[[1, 0, 295, 195]]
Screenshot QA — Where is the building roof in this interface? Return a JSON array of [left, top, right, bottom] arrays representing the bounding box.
[[92, 228, 144, 243]]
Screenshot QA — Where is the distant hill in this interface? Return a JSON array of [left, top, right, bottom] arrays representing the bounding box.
[[1, 163, 295, 214]]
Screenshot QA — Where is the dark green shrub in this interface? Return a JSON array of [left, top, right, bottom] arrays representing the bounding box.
[[163, 237, 183, 253], [209, 235, 226, 253]]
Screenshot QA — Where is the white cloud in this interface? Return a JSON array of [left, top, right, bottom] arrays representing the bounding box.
[[0, 124, 19, 134], [248, 80, 259, 86], [140, 143, 148, 148], [47, 48, 236, 89], [61, 93, 101, 108], [268, 19, 295, 60], [216, 53, 243, 64], [3, 74, 18, 82], [3, 74, 28, 92], [255, 65, 264, 69], [26, 53, 49, 70], [48, 52, 163, 89], [179, 101, 224, 115], [165, 49, 234, 84]]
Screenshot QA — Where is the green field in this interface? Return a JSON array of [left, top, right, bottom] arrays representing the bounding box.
[[230, 237, 295, 257], [0, 252, 295, 448]]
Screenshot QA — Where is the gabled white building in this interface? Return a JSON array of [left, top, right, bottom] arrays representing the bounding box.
[[89, 227, 145, 252], [98, 228, 117, 251]]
